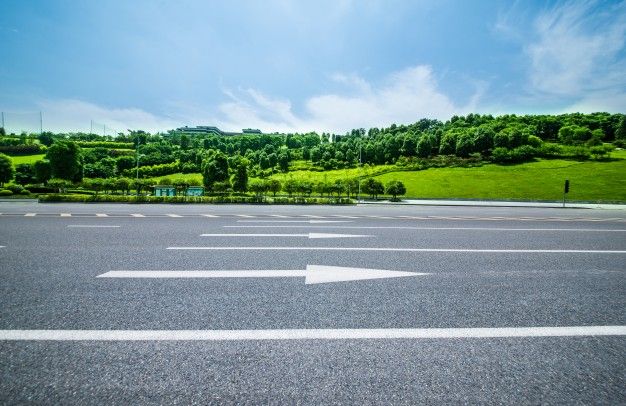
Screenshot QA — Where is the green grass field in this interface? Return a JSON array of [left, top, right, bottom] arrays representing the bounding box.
[[7, 154, 45, 165]]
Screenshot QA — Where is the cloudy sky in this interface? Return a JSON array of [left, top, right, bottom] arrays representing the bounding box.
[[1, 0, 625, 134]]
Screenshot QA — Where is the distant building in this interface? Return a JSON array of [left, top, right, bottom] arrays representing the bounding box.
[[174, 126, 262, 136]]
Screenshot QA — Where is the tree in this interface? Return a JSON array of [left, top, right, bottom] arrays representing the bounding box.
[[46, 140, 83, 181], [15, 164, 37, 185], [267, 179, 282, 196], [232, 162, 248, 193], [361, 178, 384, 199], [455, 133, 474, 157], [201, 151, 229, 192], [278, 153, 289, 172], [614, 115, 626, 141], [385, 180, 406, 200], [0, 153, 15, 186], [416, 135, 433, 158], [34, 160, 52, 184]]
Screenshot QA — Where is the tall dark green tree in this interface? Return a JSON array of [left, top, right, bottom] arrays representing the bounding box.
[[0, 153, 15, 186], [46, 140, 83, 181], [201, 150, 229, 191], [232, 161, 249, 193], [34, 160, 52, 184], [615, 115, 626, 141]]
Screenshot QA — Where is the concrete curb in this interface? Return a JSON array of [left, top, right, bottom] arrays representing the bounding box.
[[357, 199, 626, 210]]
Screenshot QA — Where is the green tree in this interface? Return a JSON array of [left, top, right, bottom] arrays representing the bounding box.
[[455, 133, 474, 157], [614, 115, 626, 141], [385, 180, 406, 200], [46, 140, 83, 181], [362, 178, 384, 199], [0, 153, 15, 186], [201, 151, 229, 192], [416, 135, 433, 158], [34, 160, 52, 184], [14, 164, 36, 185], [267, 179, 282, 196], [277, 153, 289, 172], [232, 162, 249, 193]]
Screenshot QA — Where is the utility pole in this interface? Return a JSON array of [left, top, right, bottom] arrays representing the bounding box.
[[1, 112, 4, 129], [39, 111, 43, 135], [357, 141, 362, 202], [90, 120, 93, 135]]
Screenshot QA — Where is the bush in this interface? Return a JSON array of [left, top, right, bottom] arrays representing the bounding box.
[[0, 189, 13, 196], [38, 194, 355, 205], [4, 184, 26, 194]]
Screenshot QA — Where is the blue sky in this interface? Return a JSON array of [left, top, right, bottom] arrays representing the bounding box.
[[1, 0, 625, 134]]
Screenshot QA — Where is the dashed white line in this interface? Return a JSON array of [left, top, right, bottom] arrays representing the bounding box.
[[201, 214, 220, 218], [131, 214, 145, 217], [96, 213, 108, 217], [1, 326, 624, 341], [60, 213, 71, 217], [166, 214, 183, 218], [67, 225, 120, 228], [24, 213, 37, 217]]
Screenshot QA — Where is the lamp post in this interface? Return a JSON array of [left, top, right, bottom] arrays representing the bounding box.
[[136, 153, 145, 181]]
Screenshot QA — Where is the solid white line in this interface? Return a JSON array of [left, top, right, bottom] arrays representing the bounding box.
[[202, 233, 309, 237], [67, 225, 120, 228], [98, 270, 306, 278], [167, 246, 626, 253], [1, 326, 624, 341], [60, 213, 71, 217], [96, 213, 108, 217], [131, 213, 145, 217], [223, 225, 626, 232], [269, 214, 291, 218], [166, 214, 183, 218], [24, 213, 37, 217], [237, 220, 352, 224], [301, 215, 325, 218]]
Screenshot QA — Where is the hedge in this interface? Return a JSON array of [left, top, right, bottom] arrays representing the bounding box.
[[38, 194, 355, 204], [0, 145, 44, 155], [76, 141, 134, 149]]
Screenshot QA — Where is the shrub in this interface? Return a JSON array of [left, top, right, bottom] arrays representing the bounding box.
[[0, 189, 13, 196]]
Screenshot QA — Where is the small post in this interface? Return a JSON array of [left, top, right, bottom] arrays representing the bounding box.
[[563, 179, 569, 208]]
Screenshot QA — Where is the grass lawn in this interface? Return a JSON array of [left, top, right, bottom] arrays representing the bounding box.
[[374, 154, 626, 202], [7, 154, 45, 165], [154, 173, 204, 184], [158, 151, 626, 202]]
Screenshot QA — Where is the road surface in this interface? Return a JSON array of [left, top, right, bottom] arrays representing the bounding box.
[[1, 201, 625, 404]]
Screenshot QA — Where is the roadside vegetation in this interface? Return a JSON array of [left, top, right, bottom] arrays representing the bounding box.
[[0, 112, 625, 203]]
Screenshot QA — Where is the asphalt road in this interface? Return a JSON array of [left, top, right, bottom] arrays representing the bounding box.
[[0, 201, 625, 404]]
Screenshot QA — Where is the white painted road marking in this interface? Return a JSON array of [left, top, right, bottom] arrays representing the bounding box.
[[24, 213, 37, 217], [96, 213, 108, 217], [200, 233, 373, 239], [1, 326, 624, 341], [131, 214, 145, 217], [166, 214, 183, 218], [60, 213, 71, 217], [201, 214, 219, 218], [237, 220, 352, 224], [224, 225, 626, 232], [167, 246, 626, 254], [98, 265, 426, 284], [67, 225, 120, 228]]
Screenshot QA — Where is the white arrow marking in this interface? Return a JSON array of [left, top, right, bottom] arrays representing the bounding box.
[[237, 220, 352, 224], [200, 233, 372, 239], [97, 265, 427, 284]]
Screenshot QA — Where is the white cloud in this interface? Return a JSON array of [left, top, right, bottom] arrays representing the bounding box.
[[35, 99, 179, 134], [525, 0, 626, 97], [215, 65, 482, 133]]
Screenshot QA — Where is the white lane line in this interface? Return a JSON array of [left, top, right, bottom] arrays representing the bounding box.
[[166, 214, 183, 218], [96, 213, 108, 217], [300, 215, 326, 218], [201, 214, 219, 218], [0, 246, 5, 248], [330, 215, 360, 219], [67, 225, 120, 228], [269, 214, 291, 218], [237, 220, 352, 224], [100, 270, 307, 278], [236, 214, 256, 218], [60, 213, 71, 217], [1, 326, 624, 341], [167, 246, 626, 254], [223, 225, 626, 232], [200, 233, 372, 239], [131, 213, 145, 217], [24, 213, 37, 217]]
